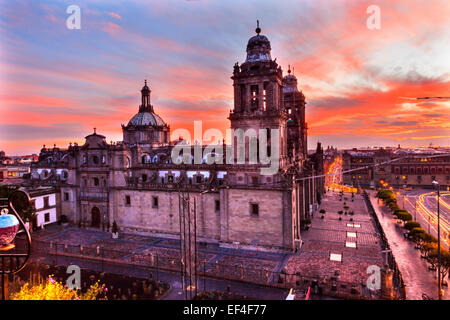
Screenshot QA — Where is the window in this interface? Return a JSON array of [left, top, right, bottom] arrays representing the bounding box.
[[44, 212, 50, 223], [43, 196, 50, 208], [263, 82, 268, 111], [215, 200, 220, 212], [250, 203, 259, 216], [102, 155, 106, 164], [92, 155, 99, 165], [82, 155, 87, 164], [142, 174, 148, 182], [251, 176, 258, 185], [168, 175, 174, 183], [250, 85, 258, 109], [64, 192, 69, 201], [93, 177, 99, 186], [125, 195, 131, 206], [196, 176, 202, 184], [152, 196, 159, 208]]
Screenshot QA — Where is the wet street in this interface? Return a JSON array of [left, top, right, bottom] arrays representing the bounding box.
[[368, 191, 449, 300]]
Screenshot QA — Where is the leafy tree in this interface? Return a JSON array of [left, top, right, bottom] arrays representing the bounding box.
[[396, 211, 413, 223], [11, 277, 106, 300], [404, 221, 421, 231]]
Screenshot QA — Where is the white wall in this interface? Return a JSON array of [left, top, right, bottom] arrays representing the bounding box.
[[32, 193, 57, 227]]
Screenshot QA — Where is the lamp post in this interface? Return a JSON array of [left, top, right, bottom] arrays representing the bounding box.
[[432, 180, 442, 300]]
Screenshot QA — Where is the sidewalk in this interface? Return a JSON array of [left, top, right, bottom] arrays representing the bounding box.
[[368, 192, 449, 300]]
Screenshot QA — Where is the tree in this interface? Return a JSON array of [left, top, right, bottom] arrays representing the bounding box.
[[11, 277, 106, 300], [396, 211, 412, 223], [404, 221, 421, 231], [319, 209, 326, 214]]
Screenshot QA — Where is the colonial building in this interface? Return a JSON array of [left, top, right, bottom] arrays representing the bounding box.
[[30, 25, 324, 252], [342, 147, 450, 189]]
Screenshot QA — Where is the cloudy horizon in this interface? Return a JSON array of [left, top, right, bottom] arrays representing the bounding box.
[[1, 0, 449, 155]]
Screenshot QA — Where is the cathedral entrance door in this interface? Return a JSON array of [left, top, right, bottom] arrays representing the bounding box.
[[91, 207, 101, 228]]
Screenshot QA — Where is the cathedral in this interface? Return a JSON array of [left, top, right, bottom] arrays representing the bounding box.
[[30, 24, 324, 252]]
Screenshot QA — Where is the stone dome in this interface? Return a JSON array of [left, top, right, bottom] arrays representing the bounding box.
[[127, 111, 166, 127], [245, 22, 272, 63], [283, 68, 300, 93]]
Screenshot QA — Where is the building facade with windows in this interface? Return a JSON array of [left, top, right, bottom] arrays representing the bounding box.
[[28, 187, 58, 229], [29, 26, 324, 252], [342, 147, 450, 189]]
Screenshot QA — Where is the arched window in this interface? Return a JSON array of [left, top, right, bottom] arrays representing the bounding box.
[[92, 155, 99, 165]]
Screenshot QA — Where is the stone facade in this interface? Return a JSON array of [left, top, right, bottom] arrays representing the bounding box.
[[342, 147, 450, 189], [29, 25, 324, 252]]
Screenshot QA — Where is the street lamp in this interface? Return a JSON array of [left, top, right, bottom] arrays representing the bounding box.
[[432, 180, 443, 300]]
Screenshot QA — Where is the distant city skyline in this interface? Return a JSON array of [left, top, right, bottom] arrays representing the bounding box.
[[1, 0, 449, 154]]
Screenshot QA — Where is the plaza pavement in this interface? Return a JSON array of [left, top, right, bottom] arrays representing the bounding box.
[[284, 191, 384, 298]]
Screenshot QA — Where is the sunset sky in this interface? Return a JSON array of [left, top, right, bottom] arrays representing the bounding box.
[[0, 0, 449, 155]]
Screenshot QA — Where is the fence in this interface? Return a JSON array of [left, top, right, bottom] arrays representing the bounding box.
[[362, 191, 406, 300], [12, 236, 382, 300]]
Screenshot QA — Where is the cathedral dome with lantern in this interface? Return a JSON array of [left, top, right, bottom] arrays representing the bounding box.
[[245, 21, 272, 63], [122, 80, 170, 145]]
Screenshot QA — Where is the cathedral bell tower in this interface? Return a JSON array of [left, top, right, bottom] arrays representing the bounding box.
[[228, 21, 288, 169]]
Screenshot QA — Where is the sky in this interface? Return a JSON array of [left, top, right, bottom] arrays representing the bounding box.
[[0, 0, 449, 155]]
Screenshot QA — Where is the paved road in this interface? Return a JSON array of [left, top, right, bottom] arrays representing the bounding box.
[[401, 189, 450, 248], [368, 191, 449, 300]]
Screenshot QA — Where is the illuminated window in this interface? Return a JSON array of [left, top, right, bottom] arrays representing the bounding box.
[[250, 85, 258, 109], [347, 232, 357, 238]]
